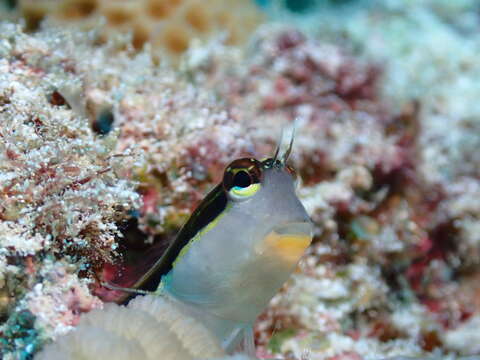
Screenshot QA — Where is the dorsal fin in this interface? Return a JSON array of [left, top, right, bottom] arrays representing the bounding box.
[[119, 184, 228, 303]]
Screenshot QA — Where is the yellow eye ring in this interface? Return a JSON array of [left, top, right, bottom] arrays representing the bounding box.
[[229, 183, 261, 200]]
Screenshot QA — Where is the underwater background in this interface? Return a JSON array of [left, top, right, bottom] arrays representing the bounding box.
[[1, 0, 480, 359]]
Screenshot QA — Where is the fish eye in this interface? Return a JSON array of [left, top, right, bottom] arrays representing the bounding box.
[[233, 170, 252, 188], [223, 158, 263, 201]]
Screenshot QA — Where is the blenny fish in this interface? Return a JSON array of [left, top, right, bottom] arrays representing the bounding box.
[[119, 134, 313, 355], [36, 134, 312, 359]]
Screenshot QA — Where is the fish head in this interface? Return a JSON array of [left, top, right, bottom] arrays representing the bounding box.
[[222, 156, 313, 267]]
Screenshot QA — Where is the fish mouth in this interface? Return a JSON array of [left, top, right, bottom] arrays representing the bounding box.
[[257, 221, 313, 263]]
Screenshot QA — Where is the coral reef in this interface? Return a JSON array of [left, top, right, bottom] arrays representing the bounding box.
[[202, 1, 480, 358], [16, 0, 263, 61], [35, 293, 477, 360], [183, 26, 423, 359], [0, 18, 253, 358], [0, 22, 141, 359], [181, 0, 480, 355], [2, 0, 480, 359]]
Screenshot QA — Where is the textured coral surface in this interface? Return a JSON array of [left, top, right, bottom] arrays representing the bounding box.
[[0, 22, 141, 359], [36, 295, 227, 360], [17, 0, 262, 61], [0, 19, 253, 359]]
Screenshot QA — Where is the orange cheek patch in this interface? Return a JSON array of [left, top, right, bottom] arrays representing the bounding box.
[[259, 232, 312, 263]]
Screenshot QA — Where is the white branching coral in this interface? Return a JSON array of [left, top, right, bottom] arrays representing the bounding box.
[[0, 17, 259, 358], [0, 23, 140, 263], [17, 20, 256, 237], [0, 22, 140, 357], [0, 19, 257, 358]]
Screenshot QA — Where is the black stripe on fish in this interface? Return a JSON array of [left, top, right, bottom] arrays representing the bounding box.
[[127, 184, 228, 297]]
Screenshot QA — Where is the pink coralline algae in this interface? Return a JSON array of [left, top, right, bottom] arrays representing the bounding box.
[[0, 21, 255, 357], [0, 23, 140, 358], [2, 1, 480, 357], [184, 26, 480, 358], [188, 27, 405, 184]]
